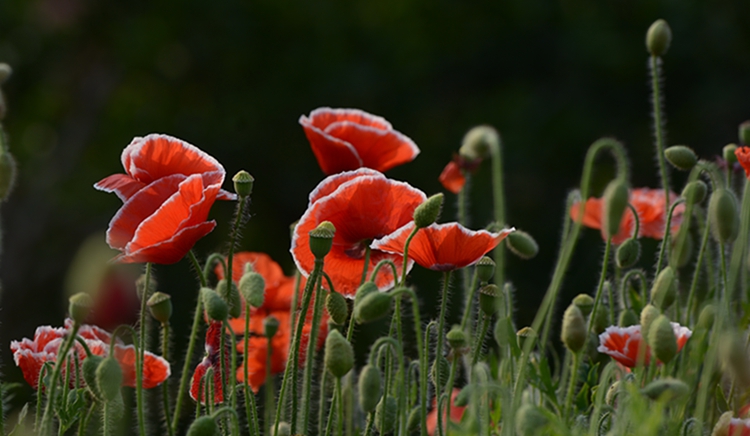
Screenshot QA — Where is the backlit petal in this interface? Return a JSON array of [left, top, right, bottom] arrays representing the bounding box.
[[438, 161, 466, 194]]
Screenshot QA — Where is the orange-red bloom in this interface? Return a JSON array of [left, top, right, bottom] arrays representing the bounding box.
[[569, 188, 684, 245], [597, 323, 691, 367], [10, 319, 170, 389], [299, 107, 420, 175], [372, 222, 514, 272], [190, 321, 228, 404], [730, 418, 750, 436], [736, 147, 750, 178], [426, 388, 466, 436], [438, 161, 466, 194], [291, 169, 427, 296]]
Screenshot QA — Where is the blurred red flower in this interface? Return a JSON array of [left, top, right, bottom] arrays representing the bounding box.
[[95, 134, 234, 264], [736, 147, 750, 178], [426, 388, 466, 436], [299, 107, 420, 175], [438, 161, 466, 194], [597, 323, 691, 367], [729, 418, 750, 436]]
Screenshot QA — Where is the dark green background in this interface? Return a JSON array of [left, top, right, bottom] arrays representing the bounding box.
[[0, 0, 748, 413]]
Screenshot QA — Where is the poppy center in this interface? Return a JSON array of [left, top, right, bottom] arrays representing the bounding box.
[[343, 240, 372, 259]]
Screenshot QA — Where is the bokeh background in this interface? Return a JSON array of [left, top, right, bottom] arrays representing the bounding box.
[[0, 0, 749, 413]]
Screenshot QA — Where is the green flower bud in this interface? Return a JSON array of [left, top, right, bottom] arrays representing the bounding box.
[[202, 287, 228, 322], [602, 180, 629, 240], [592, 300, 609, 334], [711, 411, 734, 436], [186, 416, 219, 436], [572, 294, 594, 317], [231, 170, 254, 198], [618, 309, 639, 327], [648, 314, 677, 364], [646, 19, 672, 56], [309, 221, 336, 259], [515, 403, 549, 436], [239, 271, 265, 309], [724, 144, 739, 165], [697, 304, 716, 329], [413, 193, 444, 228], [651, 266, 677, 310], [264, 315, 280, 339], [682, 180, 708, 205], [561, 305, 587, 352], [478, 283, 501, 315], [719, 332, 750, 388], [272, 422, 290, 436], [353, 291, 393, 324], [0, 149, 17, 201], [326, 291, 349, 325], [641, 377, 689, 401], [358, 364, 382, 413], [147, 292, 173, 323], [0, 63, 11, 84], [740, 121, 750, 146], [216, 280, 241, 319], [616, 238, 641, 268], [516, 326, 537, 351], [324, 329, 354, 378], [669, 232, 693, 268], [406, 407, 421, 433], [430, 356, 450, 390], [82, 355, 104, 399], [459, 125, 498, 162], [96, 357, 123, 402], [454, 385, 472, 407], [664, 145, 698, 171], [68, 292, 93, 324], [374, 396, 398, 433], [493, 317, 514, 349], [475, 256, 495, 283], [709, 188, 739, 244], [605, 381, 622, 406], [506, 230, 538, 260], [135, 273, 157, 300], [353, 281, 378, 309], [446, 325, 468, 350], [640, 304, 661, 339]]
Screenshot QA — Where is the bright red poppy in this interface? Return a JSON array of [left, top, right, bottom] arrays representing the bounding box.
[[597, 323, 692, 367], [299, 108, 420, 175], [95, 134, 234, 264], [569, 188, 684, 245], [190, 321, 228, 404], [438, 161, 466, 194], [372, 222, 514, 272], [426, 388, 466, 436], [10, 320, 170, 389], [736, 147, 750, 178], [291, 169, 427, 296], [215, 252, 294, 315], [729, 418, 750, 436]]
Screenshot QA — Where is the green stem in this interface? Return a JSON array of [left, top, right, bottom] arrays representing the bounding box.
[[655, 199, 684, 274], [370, 259, 398, 284], [563, 352, 581, 419], [686, 211, 712, 325], [301, 276, 326, 432], [650, 54, 671, 209], [459, 268, 480, 331], [471, 313, 491, 366], [728, 179, 750, 302], [77, 402, 95, 436], [161, 322, 174, 436], [587, 238, 613, 334], [135, 262, 152, 436], [489, 130, 507, 290], [39, 322, 81, 435], [336, 378, 344, 436], [319, 370, 330, 436], [434, 271, 453, 436], [265, 335, 274, 435], [399, 227, 420, 286], [242, 305, 258, 436]]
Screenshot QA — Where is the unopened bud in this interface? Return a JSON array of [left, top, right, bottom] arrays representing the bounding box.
[[592, 300, 609, 334], [186, 416, 219, 436], [641, 377, 689, 401], [216, 280, 241, 318], [353, 291, 392, 323], [605, 381, 622, 406], [670, 233, 693, 268], [741, 121, 750, 146], [515, 403, 549, 436], [231, 170, 254, 198], [68, 292, 93, 324], [516, 326, 537, 351], [147, 292, 172, 323], [478, 283, 501, 315], [506, 230, 538, 260], [201, 287, 228, 322], [709, 189, 739, 244], [616, 238, 641, 268], [711, 412, 734, 436], [454, 385, 472, 407], [697, 304, 716, 329], [324, 329, 354, 378], [665, 145, 698, 171], [353, 281, 378, 309], [648, 315, 677, 364], [447, 325, 468, 350], [475, 256, 495, 283], [459, 125, 498, 161], [309, 221, 336, 259], [719, 332, 750, 388], [0, 150, 17, 201], [374, 396, 397, 433], [651, 266, 677, 310], [640, 304, 661, 339], [619, 309, 639, 327], [572, 294, 594, 316], [602, 180, 629, 240], [82, 355, 104, 399], [413, 193, 444, 228], [96, 357, 123, 402], [493, 317, 513, 348], [646, 19, 672, 56], [724, 144, 739, 165], [561, 305, 586, 352], [358, 364, 382, 413], [430, 356, 450, 390], [326, 291, 349, 325], [406, 407, 421, 433], [264, 316, 280, 339], [239, 271, 265, 309], [682, 180, 708, 205]]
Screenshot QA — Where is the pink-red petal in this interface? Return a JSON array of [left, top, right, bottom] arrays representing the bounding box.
[[438, 161, 466, 194]]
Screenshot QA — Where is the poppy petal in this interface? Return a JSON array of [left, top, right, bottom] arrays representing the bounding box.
[[324, 121, 420, 173], [438, 161, 466, 194], [94, 174, 147, 202], [307, 168, 384, 206], [112, 345, 171, 388]]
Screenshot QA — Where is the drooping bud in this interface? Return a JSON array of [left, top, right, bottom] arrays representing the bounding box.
[[605, 381, 622, 406], [516, 326, 537, 351], [709, 188, 739, 244], [459, 125, 498, 162], [231, 170, 254, 198], [446, 325, 468, 350], [186, 416, 219, 436], [618, 309, 639, 327], [475, 256, 495, 283], [147, 292, 173, 323], [68, 292, 93, 324], [82, 355, 104, 399], [669, 233, 693, 268], [0, 149, 17, 201], [641, 377, 689, 401], [478, 284, 501, 315], [740, 121, 750, 146], [353, 281, 378, 308], [358, 364, 382, 413], [216, 280, 241, 319], [326, 291, 349, 325], [506, 230, 538, 260], [515, 403, 549, 436], [96, 357, 123, 402], [324, 329, 354, 378], [711, 412, 734, 436], [201, 287, 228, 322], [374, 396, 398, 433], [602, 180, 630, 240], [572, 294, 594, 316], [664, 145, 698, 171], [264, 316, 280, 339], [413, 193, 444, 228], [682, 180, 708, 205], [651, 266, 677, 310], [697, 304, 716, 329], [646, 19, 672, 56], [309, 221, 336, 259], [561, 305, 586, 352], [135, 273, 157, 300], [719, 332, 750, 388], [239, 271, 265, 309], [353, 291, 393, 324], [724, 144, 739, 165], [648, 314, 677, 364], [640, 304, 661, 339], [616, 238, 641, 268], [430, 356, 450, 390]]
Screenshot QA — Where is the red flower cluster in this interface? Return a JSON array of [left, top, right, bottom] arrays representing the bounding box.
[[10, 319, 170, 389], [597, 323, 692, 367], [729, 418, 750, 436]]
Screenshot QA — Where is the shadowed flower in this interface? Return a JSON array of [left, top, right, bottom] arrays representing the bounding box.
[[299, 107, 420, 175], [597, 323, 691, 367], [372, 222, 514, 272], [427, 388, 466, 436], [291, 169, 426, 296], [190, 321, 228, 404], [95, 134, 234, 264], [570, 188, 684, 245], [10, 319, 170, 389], [729, 418, 750, 436]]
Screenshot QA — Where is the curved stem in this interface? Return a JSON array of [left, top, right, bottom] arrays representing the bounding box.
[[619, 269, 648, 311], [202, 253, 228, 284], [655, 199, 685, 274], [399, 227, 420, 285], [369, 259, 398, 284]]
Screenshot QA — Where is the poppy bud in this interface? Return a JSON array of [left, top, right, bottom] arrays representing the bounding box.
[[430, 356, 450, 390], [0, 63, 10, 84], [741, 121, 750, 146], [619, 309, 639, 327], [493, 317, 513, 349], [605, 381, 622, 406], [326, 291, 349, 325], [711, 412, 734, 436], [186, 416, 219, 436], [515, 403, 549, 436], [201, 287, 228, 322], [516, 326, 537, 351], [374, 396, 397, 434], [505, 230, 538, 260], [572, 294, 594, 316], [602, 180, 630, 240], [648, 315, 677, 364], [0, 149, 17, 201], [641, 377, 689, 401], [561, 305, 586, 352], [135, 273, 157, 300], [324, 329, 354, 378], [239, 271, 265, 309], [592, 300, 609, 334], [309, 221, 336, 259], [82, 355, 104, 399], [475, 256, 495, 283], [413, 193, 444, 228], [216, 280, 241, 319], [231, 170, 254, 198], [697, 304, 716, 329], [651, 266, 677, 310], [479, 283, 501, 315], [709, 188, 739, 244], [724, 144, 739, 165], [264, 315, 280, 339], [669, 233, 693, 268], [353, 291, 393, 324], [353, 281, 378, 308], [682, 180, 708, 205], [719, 332, 750, 388], [96, 357, 123, 402], [358, 364, 382, 413], [616, 238, 641, 268], [147, 292, 173, 323], [646, 19, 672, 56], [664, 145, 698, 171], [406, 407, 421, 432], [459, 125, 498, 161], [68, 292, 93, 324], [447, 325, 468, 350], [640, 304, 661, 338]]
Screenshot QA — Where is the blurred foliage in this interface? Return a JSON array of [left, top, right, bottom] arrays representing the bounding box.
[[0, 0, 748, 408]]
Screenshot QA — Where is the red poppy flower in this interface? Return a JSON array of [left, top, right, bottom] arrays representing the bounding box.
[[95, 134, 234, 264], [569, 188, 684, 245], [729, 418, 750, 436], [215, 252, 294, 314], [438, 161, 466, 194], [736, 147, 750, 179], [299, 108, 420, 175], [190, 321, 229, 404], [597, 323, 692, 367], [425, 388, 466, 435], [10, 320, 170, 389], [372, 222, 514, 272], [291, 169, 426, 296]]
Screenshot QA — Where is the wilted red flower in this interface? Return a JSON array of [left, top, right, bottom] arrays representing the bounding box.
[[299, 107, 420, 175], [190, 321, 228, 404], [729, 418, 750, 436], [736, 147, 750, 178], [95, 134, 234, 264], [291, 169, 426, 296], [597, 323, 692, 367], [10, 320, 170, 389], [438, 161, 466, 194], [569, 188, 684, 245], [372, 222, 514, 272], [426, 388, 466, 436]]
